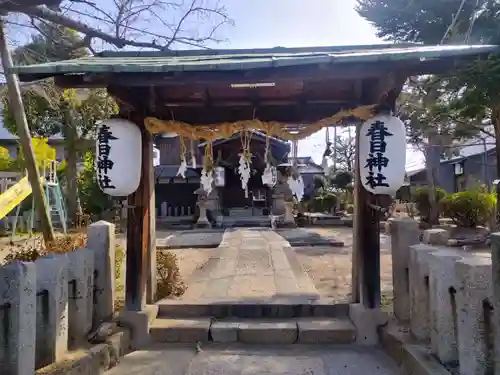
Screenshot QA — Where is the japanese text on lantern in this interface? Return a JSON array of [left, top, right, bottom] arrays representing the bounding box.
[[364, 120, 392, 189], [97, 124, 117, 190]]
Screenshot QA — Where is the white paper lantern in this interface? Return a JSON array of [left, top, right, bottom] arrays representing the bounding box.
[[358, 114, 406, 195], [214, 166, 225, 187], [95, 119, 142, 196]]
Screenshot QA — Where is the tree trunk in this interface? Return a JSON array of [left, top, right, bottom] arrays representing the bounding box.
[[492, 106, 500, 227], [424, 134, 442, 225], [63, 109, 79, 227], [0, 21, 55, 243]]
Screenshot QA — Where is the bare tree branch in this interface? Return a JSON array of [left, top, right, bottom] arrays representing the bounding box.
[[3, 0, 232, 51]]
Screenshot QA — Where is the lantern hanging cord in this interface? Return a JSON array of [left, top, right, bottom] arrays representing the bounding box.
[[292, 139, 298, 163], [204, 140, 214, 169], [189, 138, 195, 158], [240, 130, 252, 159], [264, 131, 270, 163], [179, 135, 187, 160]]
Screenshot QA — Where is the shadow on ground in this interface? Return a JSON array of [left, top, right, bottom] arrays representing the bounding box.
[[106, 343, 402, 375]]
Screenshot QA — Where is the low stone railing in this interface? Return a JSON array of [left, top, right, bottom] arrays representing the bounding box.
[[0, 221, 118, 375], [158, 202, 194, 218], [390, 218, 500, 375]]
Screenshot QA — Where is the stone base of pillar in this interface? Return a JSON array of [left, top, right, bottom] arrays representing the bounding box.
[[118, 304, 158, 350], [349, 303, 388, 346], [194, 220, 211, 228], [282, 201, 296, 227]]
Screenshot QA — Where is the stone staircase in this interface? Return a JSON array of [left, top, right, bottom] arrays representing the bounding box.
[[216, 208, 271, 228], [146, 228, 357, 346], [149, 305, 356, 345]]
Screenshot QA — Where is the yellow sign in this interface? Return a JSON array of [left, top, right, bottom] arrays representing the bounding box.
[[0, 177, 41, 220]]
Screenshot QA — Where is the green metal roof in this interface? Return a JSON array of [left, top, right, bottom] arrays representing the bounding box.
[[9, 44, 499, 77]]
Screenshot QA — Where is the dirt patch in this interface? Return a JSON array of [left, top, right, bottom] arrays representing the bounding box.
[[165, 248, 217, 283], [294, 227, 393, 310]]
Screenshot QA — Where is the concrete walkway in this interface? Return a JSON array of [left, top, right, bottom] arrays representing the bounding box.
[[175, 228, 320, 304], [106, 344, 402, 375]]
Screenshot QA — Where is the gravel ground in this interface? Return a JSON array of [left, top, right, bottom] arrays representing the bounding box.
[[294, 227, 393, 309]]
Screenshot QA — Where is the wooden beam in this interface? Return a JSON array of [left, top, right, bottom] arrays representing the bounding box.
[[125, 122, 154, 311], [161, 99, 350, 107], [109, 99, 361, 125]]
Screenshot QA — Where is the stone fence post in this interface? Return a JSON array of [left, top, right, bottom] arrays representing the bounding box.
[[0, 261, 36, 375], [490, 233, 500, 375], [422, 228, 449, 245], [389, 218, 420, 322], [455, 256, 492, 375], [87, 220, 116, 323], [67, 249, 94, 347], [34, 254, 69, 367]]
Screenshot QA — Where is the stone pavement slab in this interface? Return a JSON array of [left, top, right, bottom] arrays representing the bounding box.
[[187, 345, 403, 375], [159, 230, 225, 249], [276, 228, 345, 247], [177, 228, 320, 304], [104, 344, 403, 375]]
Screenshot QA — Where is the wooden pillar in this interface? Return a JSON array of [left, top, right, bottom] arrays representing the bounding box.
[[147, 141, 157, 303], [352, 76, 402, 309], [351, 124, 361, 303], [125, 123, 154, 311], [353, 124, 381, 309]]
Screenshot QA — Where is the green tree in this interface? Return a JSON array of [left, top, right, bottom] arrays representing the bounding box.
[[397, 77, 484, 223], [0, 146, 12, 171], [356, 0, 500, 44], [14, 137, 55, 169], [2, 22, 118, 225], [0, 138, 60, 172], [357, 0, 500, 223], [78, 150, 114, 217], [13, 23, 87, 65]]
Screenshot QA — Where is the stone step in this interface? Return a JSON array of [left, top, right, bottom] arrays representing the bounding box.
[[150, 317, 212, 343], [157, 300, 350, 319], [149, 317, 356, 345], [218, 217, 272, 228]]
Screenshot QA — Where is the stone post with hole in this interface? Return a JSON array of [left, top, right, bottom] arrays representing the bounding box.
[[67, 248, 95, 347], [0, 261, 36, 375], [34, 254, 69, 367], [428, 249, 463, 365], [389, 218, 420, 322], [87, 220, 116, 323], [490, 233, 500, 375], [455, 255, 493, 375]]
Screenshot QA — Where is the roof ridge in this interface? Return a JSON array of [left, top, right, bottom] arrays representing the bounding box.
[[96, 43, 420, 58]]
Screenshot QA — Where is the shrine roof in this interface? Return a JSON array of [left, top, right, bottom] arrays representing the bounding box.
[[9, 44, 499, 81]]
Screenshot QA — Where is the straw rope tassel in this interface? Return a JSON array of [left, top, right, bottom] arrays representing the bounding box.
[[321, 127, 330, 169]]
